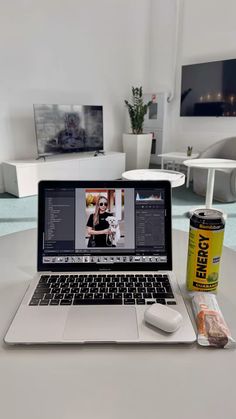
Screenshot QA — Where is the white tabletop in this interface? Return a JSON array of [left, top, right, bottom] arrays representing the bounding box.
[[184, 158, 236, 169], [0, 229, 236, 419], [159, 151, 199, 160], [122, 169, 185, 187]]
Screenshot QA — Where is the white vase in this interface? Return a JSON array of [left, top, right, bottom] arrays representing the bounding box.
[[122, 133, 152, 171]]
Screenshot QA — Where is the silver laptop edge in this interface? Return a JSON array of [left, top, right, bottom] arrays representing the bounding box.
[[5, 180, 196, 344]]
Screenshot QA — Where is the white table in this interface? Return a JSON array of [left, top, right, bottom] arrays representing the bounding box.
[[122, 169, 185, 187], [0, 229, 236, 419], [159, 151, 199, 188], [184, 158, 236, 209]]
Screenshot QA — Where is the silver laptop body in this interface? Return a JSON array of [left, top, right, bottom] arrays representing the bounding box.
[[5, 180, 196, 344]]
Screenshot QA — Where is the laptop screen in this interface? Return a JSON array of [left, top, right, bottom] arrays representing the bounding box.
[[38, 180, 172, 271]]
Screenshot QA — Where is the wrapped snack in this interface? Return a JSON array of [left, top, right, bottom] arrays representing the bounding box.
[[192, 292, 235, 348]]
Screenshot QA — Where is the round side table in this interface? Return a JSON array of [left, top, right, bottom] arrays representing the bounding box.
[[183, 158, 236, 208], [122, 169, 185, 188], [158, 151, 199, 187]]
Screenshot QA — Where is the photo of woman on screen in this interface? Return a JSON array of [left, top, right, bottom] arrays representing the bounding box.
[[86, 195, 114, 247], [85, 190, 124, 248]]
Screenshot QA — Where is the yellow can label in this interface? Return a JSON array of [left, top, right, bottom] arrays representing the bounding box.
[[186, 226, 224, 291]]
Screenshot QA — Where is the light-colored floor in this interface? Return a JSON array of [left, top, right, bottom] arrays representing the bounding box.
[[171, 186, 236, 250], [0, 185, 236, 250], [0, 193, 38, 236]]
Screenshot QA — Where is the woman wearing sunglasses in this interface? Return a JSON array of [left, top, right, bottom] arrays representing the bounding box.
[[86, 195, 113, 247]]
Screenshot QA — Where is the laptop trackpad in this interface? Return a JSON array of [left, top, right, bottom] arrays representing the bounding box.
[[63, 306, 138, 342]]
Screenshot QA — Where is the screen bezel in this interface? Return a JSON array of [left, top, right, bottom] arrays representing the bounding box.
[[37, 180, 172, 272], [33, 104, 104, 157], [180, 58, 236, 117]]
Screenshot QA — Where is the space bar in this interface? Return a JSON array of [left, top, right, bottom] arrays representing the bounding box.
[[73, 298, 123, 305]]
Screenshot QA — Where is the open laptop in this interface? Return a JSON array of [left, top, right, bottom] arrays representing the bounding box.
[[5, 180, 196, 344]]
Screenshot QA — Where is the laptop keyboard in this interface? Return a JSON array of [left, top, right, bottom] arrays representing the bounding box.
[[29, 274, 176, 306]]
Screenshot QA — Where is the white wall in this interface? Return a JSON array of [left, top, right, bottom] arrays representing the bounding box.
[[149, 0, 236, 153], [0, 0, 151, 192], [2, 0, 236, 194]]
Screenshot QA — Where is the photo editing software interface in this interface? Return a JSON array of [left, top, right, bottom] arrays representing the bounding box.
[[42, 187, 168, 265]]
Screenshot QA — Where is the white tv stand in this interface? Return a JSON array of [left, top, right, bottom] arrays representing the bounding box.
[[2, 151, 125, 197]]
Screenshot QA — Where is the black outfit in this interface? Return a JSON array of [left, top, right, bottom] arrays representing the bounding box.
[[87, 212, 113, 247]]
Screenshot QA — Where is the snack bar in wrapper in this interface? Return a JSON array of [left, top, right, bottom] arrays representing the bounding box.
[[192, 293, 235, 348]]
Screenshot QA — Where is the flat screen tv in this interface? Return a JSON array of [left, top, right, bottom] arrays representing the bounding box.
[[180, 58, 236, 116], [34, 104, 103, 156]]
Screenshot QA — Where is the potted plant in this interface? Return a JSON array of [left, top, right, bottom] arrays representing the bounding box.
[[187, 146, 193, 156], [123, 87, 152, 170]]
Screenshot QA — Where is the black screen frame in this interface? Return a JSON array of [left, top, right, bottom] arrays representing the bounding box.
[[33, 104, 104, 157], [37, 180, 172, 272], [180, 58, 236, 117]]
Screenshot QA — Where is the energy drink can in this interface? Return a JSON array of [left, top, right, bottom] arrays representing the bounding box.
[[186, 209, 225, 292]]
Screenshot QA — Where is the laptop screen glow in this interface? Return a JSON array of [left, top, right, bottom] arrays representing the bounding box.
[[41, 185, 169, 267]]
